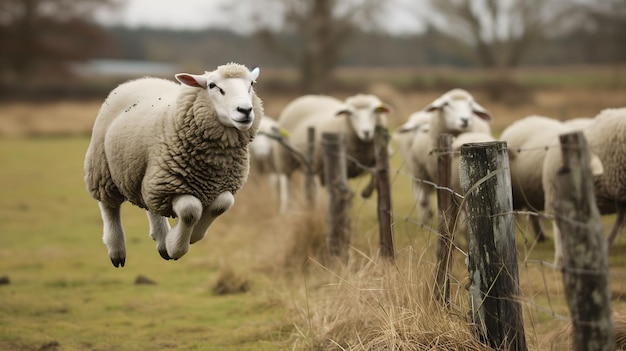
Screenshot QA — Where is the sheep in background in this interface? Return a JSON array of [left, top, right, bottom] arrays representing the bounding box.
[[500, 115, 596, 243], [543, 107, 626, 266], [394, 89, 492, 225], [84, 63, 262, 267], [249, 116, 280, 177], [393, 111, 436, 224], [500, 115, 571, 242], [248, 116, 290, 204], [274, 94, 391, 213]]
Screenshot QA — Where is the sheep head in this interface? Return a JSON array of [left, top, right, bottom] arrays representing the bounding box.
[[424, 88, 491, 134], [175, 63, 260, 131], [336, 94, 391, 142]]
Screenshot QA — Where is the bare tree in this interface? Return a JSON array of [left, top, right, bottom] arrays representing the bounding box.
[[428, 0, 575, 68], [572, 0, 626, 64], [229, 0, 385, 93], [0, 0, 119, 82]]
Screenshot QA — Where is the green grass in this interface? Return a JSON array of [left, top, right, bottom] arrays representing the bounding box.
[[0, 137, 292, 351], [2, 136, 626, 350]]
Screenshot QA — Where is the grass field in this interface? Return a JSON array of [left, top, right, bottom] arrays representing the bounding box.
[[2, 79, 626, 350]]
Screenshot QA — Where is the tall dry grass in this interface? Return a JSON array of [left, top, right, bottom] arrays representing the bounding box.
[[231, 174, 495, 350]]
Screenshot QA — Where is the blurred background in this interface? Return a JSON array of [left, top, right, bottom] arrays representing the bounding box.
[[1, 0, 625, 107]]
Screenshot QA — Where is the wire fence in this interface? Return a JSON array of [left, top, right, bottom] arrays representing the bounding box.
[[262, 127, 622, 348]]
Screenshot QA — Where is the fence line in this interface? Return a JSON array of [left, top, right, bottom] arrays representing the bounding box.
[[268, 127, 622, 347]]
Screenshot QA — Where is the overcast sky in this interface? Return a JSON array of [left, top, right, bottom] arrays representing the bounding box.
[[94, 0, 426, 34]]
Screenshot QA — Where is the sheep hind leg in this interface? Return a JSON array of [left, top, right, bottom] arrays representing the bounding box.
[[190, 192, 234, 244], [147, 211, 172, 260], [607, 205, 626, 246], [99, 202, 126, 268], [530, 216, 547, 243], [166, 195, 202, 260]]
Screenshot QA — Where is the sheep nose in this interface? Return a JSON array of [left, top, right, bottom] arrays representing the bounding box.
[[237, 107, 252, 117], [460, 117, 470, 128], [363, 131, 371, 139]]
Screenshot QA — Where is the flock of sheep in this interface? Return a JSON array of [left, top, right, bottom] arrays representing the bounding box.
[[83, 62, 626, 268]]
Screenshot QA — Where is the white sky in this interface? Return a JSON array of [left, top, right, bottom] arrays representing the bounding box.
[[95, 0, 223, 30], [94, 0, 426, 34]]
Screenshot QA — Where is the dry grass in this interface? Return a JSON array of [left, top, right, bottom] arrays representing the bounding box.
[[289, 252, 493, 351]]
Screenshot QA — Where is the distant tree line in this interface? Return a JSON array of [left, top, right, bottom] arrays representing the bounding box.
[[1, 0, 626, 95]]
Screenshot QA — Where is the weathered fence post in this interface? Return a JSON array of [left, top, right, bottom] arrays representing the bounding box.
[[322, 132, 352, 262], [305, 127, 316, 208], [555, 131, 614, 351], [434, 133, 455, 306], [373, 125, 394, 260], [459, 141, 527, 351]]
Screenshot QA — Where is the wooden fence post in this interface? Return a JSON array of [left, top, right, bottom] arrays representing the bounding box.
[[555, 132, 614, 351], [305, 127, 316, 208], [322, 132, 352, 263], [373, 125, 394, 260], [434, 133, 455, 306], [459, 141, 527, 351]]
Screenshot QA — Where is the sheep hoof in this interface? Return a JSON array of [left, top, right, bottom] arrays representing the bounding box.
[[110, 256, 126, 268], [158, 249, 172, 261]]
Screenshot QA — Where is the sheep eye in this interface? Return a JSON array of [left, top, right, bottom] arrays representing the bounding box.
[[208, 82, 225, 96]]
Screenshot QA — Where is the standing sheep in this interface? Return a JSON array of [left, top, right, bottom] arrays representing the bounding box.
[[500, 115, 571, 242], [248, 116, 288, 203], [274, 94, 391, 213], [394, 89, 492, 225], [249, 116, 283, 178], [543, 107, 626, 266], [84, 63, 263, 267]]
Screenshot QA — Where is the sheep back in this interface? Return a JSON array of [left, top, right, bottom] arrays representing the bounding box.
[[501, 115, 570, 211], [585, 108, 626, 211]]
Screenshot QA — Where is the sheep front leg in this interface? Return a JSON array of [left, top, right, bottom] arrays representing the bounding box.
[[190, 192, 234, 244], [414, 183, 434, 225], [99, 202, 126, 268], [166, 195, 203, 260], [147, 211, 171, 260], [553, 221, 564, 268]]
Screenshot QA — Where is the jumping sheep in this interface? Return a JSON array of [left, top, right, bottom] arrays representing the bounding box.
[[274, 94, 391, 213], [543, 107, 626, 266], [84, 63, 263, 267], [394, 89, 492, 225]]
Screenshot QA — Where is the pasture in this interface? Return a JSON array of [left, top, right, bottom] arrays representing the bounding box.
[[2, 81, 626, 350]]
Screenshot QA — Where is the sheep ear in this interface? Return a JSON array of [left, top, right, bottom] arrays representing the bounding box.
[[375, 104, 392, 114], [250, 67, 260, 81], [396, 124, 418, 134], [472, 102, 492, 121], [335, 109, 352, 118], [424, 97, 446, 112], [397, 118, 426, 133], [175, 73, 207, 88]]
